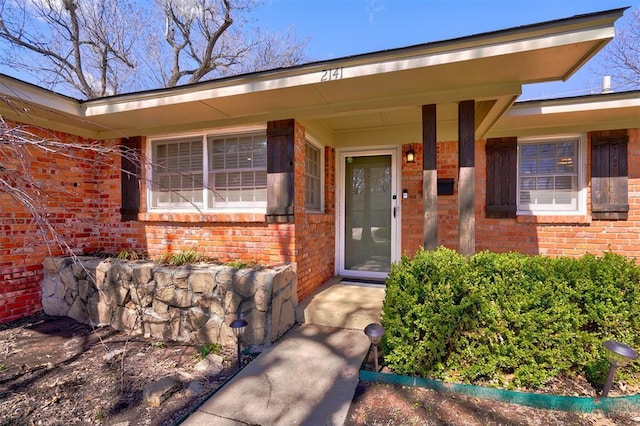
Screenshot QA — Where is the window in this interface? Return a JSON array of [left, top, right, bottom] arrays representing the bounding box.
[[151, 138, 203, 208], [149, 131, 267, 211], [208, 134, 267, 208], [517, 136, 584, 214], [305, 141, 323, 211]]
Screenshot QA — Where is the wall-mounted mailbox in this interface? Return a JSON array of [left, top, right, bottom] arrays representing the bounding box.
[[437, 178, 454, 196]]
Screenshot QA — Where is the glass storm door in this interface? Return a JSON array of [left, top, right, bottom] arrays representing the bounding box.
[[340, 152, 397, 279]]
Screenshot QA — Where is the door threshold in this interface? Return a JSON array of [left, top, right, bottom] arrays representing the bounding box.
[[338, 276, 386, 287]]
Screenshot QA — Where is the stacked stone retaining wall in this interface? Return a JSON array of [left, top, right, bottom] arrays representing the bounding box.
[[42, 256, 297, 349]]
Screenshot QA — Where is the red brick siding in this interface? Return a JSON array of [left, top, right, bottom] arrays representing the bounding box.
[[436, 141, 460, 250], [294, 123, 336, 300], [401, 140, 460, 253], [2, 119, 341, 323], [92, 136, 298, 265], [94, 141, 146, 254], [1, 122, 305, 323], [401, 129, 640, 260], [0, 123, 103, 322], [9, 117, 637, 324], [400, 144, 423, 256]]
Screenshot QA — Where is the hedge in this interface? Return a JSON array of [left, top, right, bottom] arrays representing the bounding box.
[[381, 247, 640, 389]]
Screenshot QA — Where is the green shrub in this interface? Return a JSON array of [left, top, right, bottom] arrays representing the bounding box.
[[382, 247, 640, 389]]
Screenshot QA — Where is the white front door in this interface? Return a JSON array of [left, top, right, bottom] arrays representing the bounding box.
[[337, 149, 400, 279]]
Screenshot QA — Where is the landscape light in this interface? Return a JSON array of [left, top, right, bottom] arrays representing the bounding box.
[[230, 318, 248, 369], [601, 340, 638, 397], [364, 323, 385, 372]]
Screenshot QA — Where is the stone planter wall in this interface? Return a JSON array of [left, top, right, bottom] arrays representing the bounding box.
[[42, 257, 297, 350]]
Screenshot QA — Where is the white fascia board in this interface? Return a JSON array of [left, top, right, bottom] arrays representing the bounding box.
[[83, 27, 615, 118], [0, 76, 81, 116], [508, 95, 640, 117]]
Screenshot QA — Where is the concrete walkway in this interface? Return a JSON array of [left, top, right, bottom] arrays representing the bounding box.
[[297, 280, 385, 330], [182, 323, 371, 425]]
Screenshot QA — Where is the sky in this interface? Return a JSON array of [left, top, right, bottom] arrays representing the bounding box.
[[252, 0, 638, 100]]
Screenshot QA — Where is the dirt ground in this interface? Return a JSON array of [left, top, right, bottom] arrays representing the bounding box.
[[345, 381, 640, 426], [2, 314, 640, 426], [0, 313, 241, 426], [345, 354, 640, 426]]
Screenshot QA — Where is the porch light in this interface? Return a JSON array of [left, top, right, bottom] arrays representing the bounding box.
[[601, 340, 638, 397], [230, 317, 248, 369], [364, 323, 385, 372], [405, 147, 416, 164]]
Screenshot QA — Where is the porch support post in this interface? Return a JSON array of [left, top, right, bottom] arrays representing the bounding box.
[[458, 100, 475, 255], [266, 119, 295, 223], [422, 104, 438, 250]]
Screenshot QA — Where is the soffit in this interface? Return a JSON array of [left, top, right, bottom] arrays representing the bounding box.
[[489, 92, 640, 138]]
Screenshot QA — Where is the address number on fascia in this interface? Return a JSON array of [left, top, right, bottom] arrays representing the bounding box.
[[320, 67, 344, 82]]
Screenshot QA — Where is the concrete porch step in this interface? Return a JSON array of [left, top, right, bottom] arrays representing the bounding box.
[[296, 277, 386, 330]]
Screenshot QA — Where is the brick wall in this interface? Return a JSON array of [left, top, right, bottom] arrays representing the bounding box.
[[2, 118, 340, 323], [0, 124, 103, 322], [9, 116, 637, 324], [400, 144, 423, 256], [401, 129, 640, 261], [1, 122, 303, 323], [478, 128, 640, 258], [93, 135, 298, 266], [401, 140, 461, 254], [293, 123, 336, 300], [94, 140, 147, 254]]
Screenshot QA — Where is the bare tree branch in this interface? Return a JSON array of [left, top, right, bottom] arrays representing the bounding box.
[[1, 100, 226, 261], [596, 8, 640, 91], [0, 0, 141, 98], [162, 0, 248, 87], [0, 0, 310, 97]]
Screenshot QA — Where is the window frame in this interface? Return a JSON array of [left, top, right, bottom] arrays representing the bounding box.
[[304, 137, 324, 213], [146, 126, 267, 213], [150, 136, 204, 209], [516, 134, 587, 216]]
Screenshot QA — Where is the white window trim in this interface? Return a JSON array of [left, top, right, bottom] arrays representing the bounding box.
[[305, 136, 325, 213], [146, 125, 267, 213], [151, 137, 204, 209], [516, 134, 587, 216]]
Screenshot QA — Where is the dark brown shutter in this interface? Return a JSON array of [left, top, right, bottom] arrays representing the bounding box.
[[486, 137, 517, 218], [266, 120, 295, 223], [120, 136, 142, 221], [591, 130, 629, 220]]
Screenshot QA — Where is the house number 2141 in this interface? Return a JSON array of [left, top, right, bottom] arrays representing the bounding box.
[[320, 67, 343, 82]]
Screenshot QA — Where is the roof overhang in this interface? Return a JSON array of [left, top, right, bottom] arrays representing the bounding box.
[[0, 7, 627, 142], [489, 90, 640, 138]]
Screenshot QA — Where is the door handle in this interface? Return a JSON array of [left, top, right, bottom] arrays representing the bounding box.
[[393, 206, 397, 218]]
